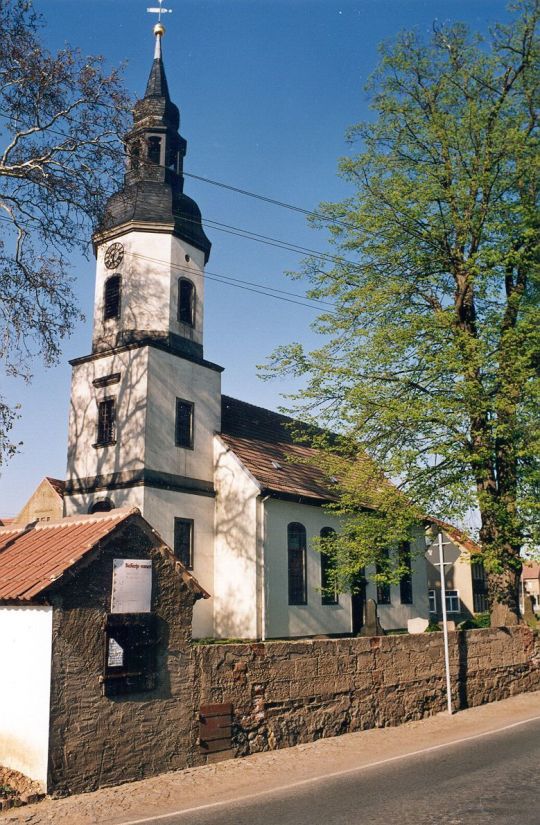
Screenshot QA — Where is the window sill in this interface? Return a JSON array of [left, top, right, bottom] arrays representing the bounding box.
[[93, 440, 117, 449]]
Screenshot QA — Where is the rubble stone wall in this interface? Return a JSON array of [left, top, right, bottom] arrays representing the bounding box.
[[47, 520, 200, 796], [194, 627, 540, 758]]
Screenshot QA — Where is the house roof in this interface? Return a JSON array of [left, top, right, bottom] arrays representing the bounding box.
[[522, 563, 540, 580], [220, 396, 335, 503], [45, 477, 65, 498], [0, 508, 208, 603], [427, 517, 481, 556]]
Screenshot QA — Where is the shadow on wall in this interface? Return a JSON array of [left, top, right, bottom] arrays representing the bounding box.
[[66, 347, 149, 512], [214, 455, 259, 640]]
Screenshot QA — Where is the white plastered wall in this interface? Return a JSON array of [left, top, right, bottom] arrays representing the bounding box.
[[264, 498, 352, 639], [94, 231, 205, 350], [0, 606, 53, 789], [142, 486, 216, 638], [213, 438, 260, 639], [145, 346, 221, 483], [65, 346, 149, 507]]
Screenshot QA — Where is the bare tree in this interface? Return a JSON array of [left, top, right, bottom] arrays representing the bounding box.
[[0, 0, 129, 464]]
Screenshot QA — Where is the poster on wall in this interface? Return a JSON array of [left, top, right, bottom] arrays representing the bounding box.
[[111, 558, 152, 613]]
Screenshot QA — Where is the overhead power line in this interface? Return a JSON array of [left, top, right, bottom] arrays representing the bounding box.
[[0, 213, 337, 314], [0, 107, 356, 232]]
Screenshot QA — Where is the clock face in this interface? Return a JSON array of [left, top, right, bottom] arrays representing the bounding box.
[[104, 242, 124, 270]]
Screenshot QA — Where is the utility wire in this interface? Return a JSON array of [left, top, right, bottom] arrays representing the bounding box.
[[0, 213, 337, 314], [0, 107, 356, 232], [126, 250, 335, 308]]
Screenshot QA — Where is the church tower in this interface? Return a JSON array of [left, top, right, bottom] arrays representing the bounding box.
[[64, 22, 222, 636]]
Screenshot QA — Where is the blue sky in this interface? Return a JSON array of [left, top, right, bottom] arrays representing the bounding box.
[[0, 0, 511, 515]]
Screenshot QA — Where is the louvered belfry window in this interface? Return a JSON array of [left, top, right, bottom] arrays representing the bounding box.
[[288, 522, 307, 605], [103, 275, 121, 320], [97, 398, 116, 445]]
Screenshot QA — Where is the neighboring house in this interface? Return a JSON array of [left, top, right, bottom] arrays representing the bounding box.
[[0, 508, 207, 794], [425, 519, 488, 623], [521, 563, 540, 614], [10, 477, 64, 525], [59, 25, 429, 640]]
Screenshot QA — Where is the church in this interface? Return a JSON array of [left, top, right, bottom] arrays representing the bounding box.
[[62, 22, 429, 639]]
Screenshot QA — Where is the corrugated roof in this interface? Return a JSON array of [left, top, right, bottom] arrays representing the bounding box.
[[0, 508, 209, 603], [220, 396, 335, 502]]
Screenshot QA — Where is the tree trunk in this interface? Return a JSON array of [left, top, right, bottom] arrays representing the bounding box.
[[487, 562, 522, 627]]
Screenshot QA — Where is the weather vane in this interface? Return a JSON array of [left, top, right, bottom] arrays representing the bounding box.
[[147, 0, 173, 25]]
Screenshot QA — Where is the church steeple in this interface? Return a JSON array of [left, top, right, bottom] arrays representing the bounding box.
[[145, 24, 170, 98], [98, 22, 211, 262]]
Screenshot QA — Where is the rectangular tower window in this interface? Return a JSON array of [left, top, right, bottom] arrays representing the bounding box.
[[174, 518, 194, 569], [96, 398, 116, 446], [175, 399, 194, 448]]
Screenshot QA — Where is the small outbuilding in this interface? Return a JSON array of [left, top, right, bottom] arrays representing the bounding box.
[[0, 508, 208, 796]]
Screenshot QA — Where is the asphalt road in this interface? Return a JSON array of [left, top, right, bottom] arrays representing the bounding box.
[[126, 717, 540, 825]]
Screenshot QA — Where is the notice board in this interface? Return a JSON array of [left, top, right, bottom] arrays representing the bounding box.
[[111, 558, 152, 613]]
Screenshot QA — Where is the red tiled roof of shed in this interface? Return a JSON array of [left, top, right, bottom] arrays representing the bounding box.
[[220, 396, 335, 502], [0, 508, 208, 602]]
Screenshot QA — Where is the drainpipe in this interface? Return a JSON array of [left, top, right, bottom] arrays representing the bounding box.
[[257, 494, 271, 641]]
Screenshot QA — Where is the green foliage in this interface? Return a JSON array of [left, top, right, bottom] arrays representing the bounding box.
[[425, 621, 442, 633], [265, 1, 540, 616], [458, 612, 491, 629]]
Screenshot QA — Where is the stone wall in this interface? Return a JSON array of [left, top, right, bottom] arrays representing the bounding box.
[[194, 627, 540, 758], [47, 518, 200, 796]]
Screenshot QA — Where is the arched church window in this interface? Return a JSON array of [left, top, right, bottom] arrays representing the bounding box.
[[178, 278, 195, 327], [89, 499, 114, 514], [320, 527, 338, 605], [130, 141, 141, 171], [288, 522, 307, 605], [147, 136, 161, 165], [104, 275, 121, 320]]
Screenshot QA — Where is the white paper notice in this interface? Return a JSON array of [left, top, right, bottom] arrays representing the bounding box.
[[111, 558, 152, 613], [107, 637, 124, 667]]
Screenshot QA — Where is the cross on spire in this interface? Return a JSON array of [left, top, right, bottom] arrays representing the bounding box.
[[147, 0, 173, 24]]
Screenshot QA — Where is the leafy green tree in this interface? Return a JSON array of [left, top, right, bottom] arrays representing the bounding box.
[[0, 0, 129, 465], [266, 0, 539, 625]]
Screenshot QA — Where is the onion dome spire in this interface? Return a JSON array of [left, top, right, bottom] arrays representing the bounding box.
[[98, 20, 211, 263]]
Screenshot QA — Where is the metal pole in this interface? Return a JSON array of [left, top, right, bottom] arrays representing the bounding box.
[[438, 530, 453, 715]]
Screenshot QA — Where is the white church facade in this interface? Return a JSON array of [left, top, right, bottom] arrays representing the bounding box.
[[63, 24, 429, 639]]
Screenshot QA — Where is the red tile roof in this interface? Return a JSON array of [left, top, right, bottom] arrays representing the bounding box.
[[0, 508, 208, 602], [427, 517, 481, 555], [220, 396, 335, 502]]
